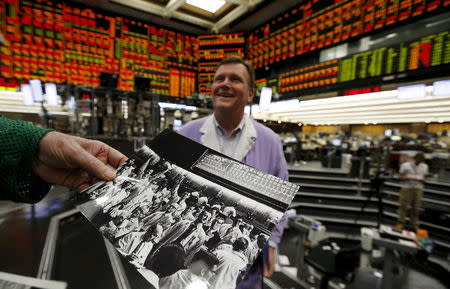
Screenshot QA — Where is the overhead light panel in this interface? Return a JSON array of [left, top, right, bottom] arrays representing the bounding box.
[[186, 0, 226, 13]]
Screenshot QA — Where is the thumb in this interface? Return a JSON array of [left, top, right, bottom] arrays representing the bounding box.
[[71, 146, 117, 181]]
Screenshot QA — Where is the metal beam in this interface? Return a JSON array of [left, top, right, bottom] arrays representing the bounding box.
[[111, 0, 214, 29], [163, 0, 185, 18], [212, 0, 264, 32], [225, 0, 249, 4]]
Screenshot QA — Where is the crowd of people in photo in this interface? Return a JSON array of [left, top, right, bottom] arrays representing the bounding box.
[[81, 147, 273, 289]]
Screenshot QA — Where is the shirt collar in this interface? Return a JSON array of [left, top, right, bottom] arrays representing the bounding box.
[[213, 115, 246, 135]]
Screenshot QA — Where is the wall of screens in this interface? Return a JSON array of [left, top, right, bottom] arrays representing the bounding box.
[[0, 0, 198, 97], [338, 30, 450, 82], [277, 30, 450, 94], [197, 33, 245, 94], [248, 0, 450, 69]]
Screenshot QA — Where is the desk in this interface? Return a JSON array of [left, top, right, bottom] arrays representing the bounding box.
[[289, 218, 310, 280], [373, 238, 419, 289]]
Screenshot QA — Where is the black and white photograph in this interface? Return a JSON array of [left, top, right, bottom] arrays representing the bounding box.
[[74, 130, 298, 289]]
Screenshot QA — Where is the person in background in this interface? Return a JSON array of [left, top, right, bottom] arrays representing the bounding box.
[[395, 153, 429, 231], [0, 115, 127, 203], [179, 56, 288, 288], [158, 249, 220, 289], [209, 237, 250, 289]]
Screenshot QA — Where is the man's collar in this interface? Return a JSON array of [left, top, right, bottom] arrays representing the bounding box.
[[213, 115, 246, 135], [199, 115, 257, 161]]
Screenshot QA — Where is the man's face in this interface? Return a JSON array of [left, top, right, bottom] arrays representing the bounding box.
[[168, 205, 177, 213], [212, 63, 254, 114], [201, 212, 211, 223]]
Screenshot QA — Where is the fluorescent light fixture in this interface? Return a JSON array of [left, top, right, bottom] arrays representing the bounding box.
[[45, 83, 58, 106], [251, 86, 450, 125], [397, 84, 426, 100], [433, 80, 450, 96], [386, 33, 397, 39], [186, 0, 225, 13], [67, 96, 76, 110], [158, 102, 197, 111], [21, 84, 34, 106], [244, 104, 260, 115]]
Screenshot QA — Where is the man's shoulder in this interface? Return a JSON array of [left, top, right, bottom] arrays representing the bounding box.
[[418, 162, 429, 170], [179, 117, 208, 134], [400, 161, 412, 169]]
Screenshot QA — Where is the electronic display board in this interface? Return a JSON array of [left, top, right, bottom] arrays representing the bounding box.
[[0, 0, 199, 95], [248, 0, 450, 68], [338, 30, 450, 82], [279, 60, 339, 92], [197, 33, 245, 94]]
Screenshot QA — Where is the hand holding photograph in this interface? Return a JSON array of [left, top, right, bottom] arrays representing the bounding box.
[[73, 130, 299, 289]]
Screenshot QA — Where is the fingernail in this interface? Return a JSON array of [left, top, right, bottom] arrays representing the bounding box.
[[104, 169, 116, 180]]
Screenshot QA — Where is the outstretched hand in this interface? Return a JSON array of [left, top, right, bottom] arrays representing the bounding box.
[[33, 132, 128, 191]]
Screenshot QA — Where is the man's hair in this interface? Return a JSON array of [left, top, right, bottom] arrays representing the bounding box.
[[218, 56, 255, 90], [191, 249, 220, 268], [415, 153, 425, 162], [257, 234, 269, 249], [232, 237, 249, 252]]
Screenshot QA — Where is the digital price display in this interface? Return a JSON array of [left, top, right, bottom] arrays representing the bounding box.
[[338, 30, 450, 82], [279, 60, 339, 93], [248, 0, 450, 68], [198, 33, 245, 93]]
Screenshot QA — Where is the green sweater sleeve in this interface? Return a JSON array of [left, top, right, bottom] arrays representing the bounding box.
[[0, 115, 53, 203]]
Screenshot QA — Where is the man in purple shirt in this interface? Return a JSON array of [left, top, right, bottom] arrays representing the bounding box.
[[179, 56, 288, 289]]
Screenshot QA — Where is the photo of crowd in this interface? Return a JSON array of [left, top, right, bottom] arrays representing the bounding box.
[[75, 145, 286, 289]]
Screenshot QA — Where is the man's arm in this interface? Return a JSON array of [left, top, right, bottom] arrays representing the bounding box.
[[0, 115, 53, 203], [0, 115, 127, 203], [264, 135, 290, 277], [399, 172, 425, 182]]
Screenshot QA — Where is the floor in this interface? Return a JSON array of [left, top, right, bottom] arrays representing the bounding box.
[[0, 186, 74, 277], [271, 229, 449, 289], [288, 161, 350, 174]]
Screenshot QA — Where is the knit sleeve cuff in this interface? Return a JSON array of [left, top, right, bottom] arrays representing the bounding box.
[[0, 115, 53, 203]]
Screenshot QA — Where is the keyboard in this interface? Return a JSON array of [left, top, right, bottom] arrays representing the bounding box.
[[192, 152, 298, 205]]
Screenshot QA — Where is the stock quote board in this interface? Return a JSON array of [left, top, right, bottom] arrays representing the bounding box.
[[338, 30, 450, 82]]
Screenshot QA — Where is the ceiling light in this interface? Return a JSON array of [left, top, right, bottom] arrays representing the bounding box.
[[186, 0, 226, 13], [386, 33, 397, 39]]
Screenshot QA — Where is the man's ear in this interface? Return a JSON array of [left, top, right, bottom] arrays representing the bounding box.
[[199, 267, 207, 277], [248, 88, 255, 104]]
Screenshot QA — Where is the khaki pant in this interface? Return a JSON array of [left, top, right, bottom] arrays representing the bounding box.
[[398, 187, 423, 228]]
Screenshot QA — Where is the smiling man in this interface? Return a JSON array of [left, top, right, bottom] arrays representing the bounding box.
[[179, 56, 288, 289]]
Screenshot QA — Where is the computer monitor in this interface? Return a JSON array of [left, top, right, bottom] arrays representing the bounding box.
[[134, 76, 151, 91], [259, 87, 272, 111], [29, 79, 44, 102], [21, 84, 34, 106], [331, 139, 342, 146], [45, 83, 58, 106], [173, 119, 182, 131], [100, 72, 118, 88]]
